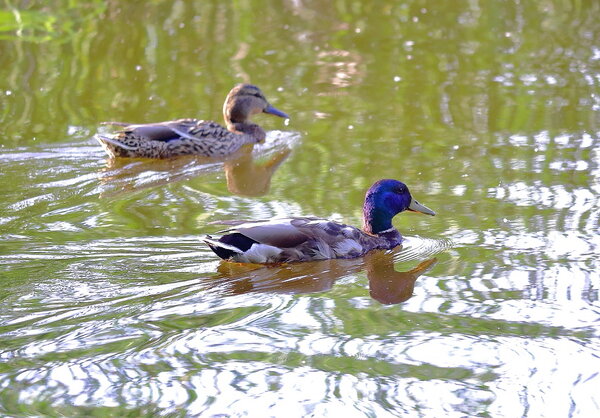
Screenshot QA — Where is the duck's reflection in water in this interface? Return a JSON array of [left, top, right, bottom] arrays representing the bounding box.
[[223, 147, 290, 197], [98, 143, 292, 197], [365, 251, 436, 305], [209, 248, 437, 305]]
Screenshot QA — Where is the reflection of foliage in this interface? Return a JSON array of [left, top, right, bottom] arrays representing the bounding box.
[[1, 0, 598, 145], [0, 2, 106, 42]]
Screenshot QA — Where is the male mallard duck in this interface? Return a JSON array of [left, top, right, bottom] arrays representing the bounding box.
[[95, 84, 289, 159], [203, 179, 435, 264]]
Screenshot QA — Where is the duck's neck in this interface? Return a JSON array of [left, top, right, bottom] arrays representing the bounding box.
[[227, 121, 266, 142], [363, 207, 396, 235]]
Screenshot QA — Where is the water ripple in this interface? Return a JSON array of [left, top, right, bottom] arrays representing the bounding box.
[[398, 235, 454, 262]]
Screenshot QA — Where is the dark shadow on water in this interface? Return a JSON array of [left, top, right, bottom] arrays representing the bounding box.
[[208, 247, 438, 305]]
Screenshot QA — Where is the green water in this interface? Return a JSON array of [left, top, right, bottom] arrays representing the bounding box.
[[1, 1, 599, 416]]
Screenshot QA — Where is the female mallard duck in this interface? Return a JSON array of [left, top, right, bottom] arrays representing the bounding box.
[[203, 179, 435, 264], [95, 84, 289, 159]]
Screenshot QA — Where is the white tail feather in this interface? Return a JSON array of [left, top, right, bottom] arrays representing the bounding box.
[[202, 236, 243, 254]]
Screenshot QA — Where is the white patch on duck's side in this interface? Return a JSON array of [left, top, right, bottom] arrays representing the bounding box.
[[342, 226, 359, 237], [333, 239, 364, 257], [235, 243, 283, 264], [306, 219, 330, 227]]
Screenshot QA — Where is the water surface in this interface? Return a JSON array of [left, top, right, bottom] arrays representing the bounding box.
[[1, 1, 599, 416]]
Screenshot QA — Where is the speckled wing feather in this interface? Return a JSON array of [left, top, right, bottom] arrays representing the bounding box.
[[165, 120, 256, 157], [290, 218, 367, 259], [187, 120, 231, 138]]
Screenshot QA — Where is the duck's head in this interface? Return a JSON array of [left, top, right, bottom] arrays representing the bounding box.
[[223, 84, 289, 128], [362, 179, 435, 235]]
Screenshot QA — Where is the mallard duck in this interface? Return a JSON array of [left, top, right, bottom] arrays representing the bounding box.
[[203, 179, 435, 264], [95, 84, 289, 159]]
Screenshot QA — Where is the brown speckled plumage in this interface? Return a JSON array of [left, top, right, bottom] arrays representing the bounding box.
[[96, 84, 288, 159]]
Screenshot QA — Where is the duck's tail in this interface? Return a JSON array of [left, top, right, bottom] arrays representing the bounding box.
[[95, 134, 137, 151], [203, 235, 244, 260]]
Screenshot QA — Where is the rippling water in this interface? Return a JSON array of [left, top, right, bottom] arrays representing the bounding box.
[[1, 0, 599, 416]]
